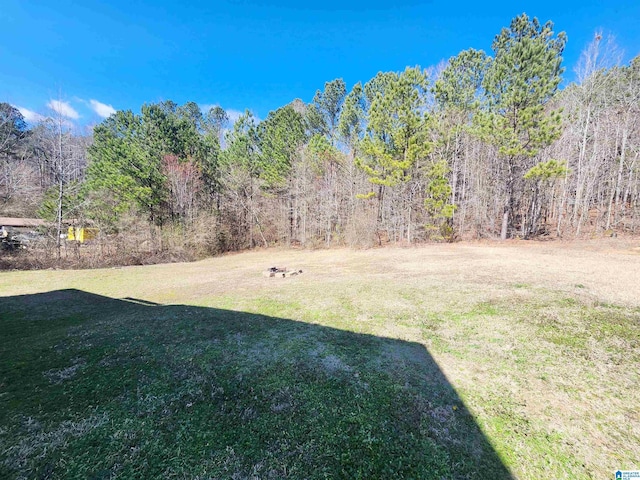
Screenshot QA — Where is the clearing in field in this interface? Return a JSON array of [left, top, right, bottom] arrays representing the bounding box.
[[1, 241, 639, 479]]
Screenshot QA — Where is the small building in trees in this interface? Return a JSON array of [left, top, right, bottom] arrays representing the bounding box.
[[67, 227, 98, 243], [0, 217, 47, 249]]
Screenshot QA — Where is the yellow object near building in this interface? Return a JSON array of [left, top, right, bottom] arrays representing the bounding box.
[[67, 227, 98, 243]]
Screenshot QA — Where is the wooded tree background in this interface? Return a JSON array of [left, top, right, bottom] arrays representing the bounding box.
[[2, 14, 639, 265]]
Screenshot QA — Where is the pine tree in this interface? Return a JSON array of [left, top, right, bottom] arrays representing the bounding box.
[[357, 68, 430, 201], [478, 14, 566, 239]]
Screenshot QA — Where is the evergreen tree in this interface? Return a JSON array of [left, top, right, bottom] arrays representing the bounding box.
[[86, 110, 168, 225], [424, 160, 457, 240], [357, 67, 431, 207], [0, 103, 30, 202], [311, 78, 347, 143], [478, 14, 566, 239], [338, 82, 366, 154], [258, 105, 307, 189], [220, 112, 263, 248]]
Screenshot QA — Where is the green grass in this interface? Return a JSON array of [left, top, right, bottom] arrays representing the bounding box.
[[0, 290, 509, 479], [1, 246, 639, 479]]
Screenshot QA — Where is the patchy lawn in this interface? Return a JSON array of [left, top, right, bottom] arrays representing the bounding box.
[[1, 241, 639, 478]]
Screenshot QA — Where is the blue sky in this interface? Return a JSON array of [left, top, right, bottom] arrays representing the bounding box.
[[1, 0, 639, 127]]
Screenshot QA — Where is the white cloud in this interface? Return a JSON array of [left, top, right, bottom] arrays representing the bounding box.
[[89, 99, 116, 118], [47, 99, 80, 119], [199, 104, 257, 126], [226, 109, 244, 124], [14, 106, 45, 123]]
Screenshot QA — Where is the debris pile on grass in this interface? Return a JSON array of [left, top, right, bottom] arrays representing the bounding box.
[[262, 266, 303, 278]]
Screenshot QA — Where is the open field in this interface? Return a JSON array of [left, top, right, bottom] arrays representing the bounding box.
[[1, 240, 639, 479]]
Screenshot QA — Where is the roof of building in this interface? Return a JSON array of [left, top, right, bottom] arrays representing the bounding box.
[[0, 217, 47, 228]]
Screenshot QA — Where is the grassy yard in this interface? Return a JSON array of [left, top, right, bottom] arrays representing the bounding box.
[[1, 241, 639, 479]]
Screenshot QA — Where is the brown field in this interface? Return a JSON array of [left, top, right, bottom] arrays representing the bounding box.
[[4, 238, 640, 307]]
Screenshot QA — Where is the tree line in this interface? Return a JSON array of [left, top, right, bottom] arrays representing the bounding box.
[[1, 14, 639, 264]]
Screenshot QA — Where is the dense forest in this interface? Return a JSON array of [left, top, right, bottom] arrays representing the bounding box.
[[1, 14, 639, 266]]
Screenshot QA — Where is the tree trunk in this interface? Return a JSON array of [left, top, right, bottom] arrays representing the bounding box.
[[56, 175, 63, 261], [500, 209, 508, 240], [56, 116, 64, 262]]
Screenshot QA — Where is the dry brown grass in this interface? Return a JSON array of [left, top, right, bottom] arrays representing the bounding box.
[[4, 238, 639, 305]]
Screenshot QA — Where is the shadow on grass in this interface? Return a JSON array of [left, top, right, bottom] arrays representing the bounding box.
[[0, 289, 513, 479]]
